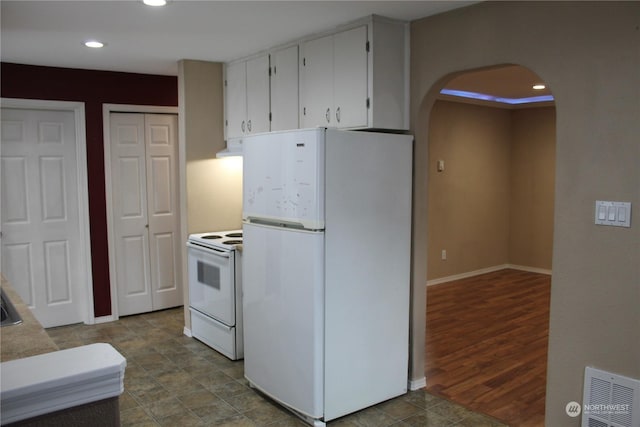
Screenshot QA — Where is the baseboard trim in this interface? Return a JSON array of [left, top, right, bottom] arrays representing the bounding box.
[[426, 264, 551, 286], [183, 327, 192, 337], [409, 377, 427, 391], [91, 315, 117, 324]]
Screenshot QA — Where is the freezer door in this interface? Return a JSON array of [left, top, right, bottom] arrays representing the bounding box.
[[242, 222, 324, 418], [242, 129, 325, 230]]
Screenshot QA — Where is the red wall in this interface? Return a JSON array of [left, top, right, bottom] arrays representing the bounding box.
[[1, 62, 178, 317]]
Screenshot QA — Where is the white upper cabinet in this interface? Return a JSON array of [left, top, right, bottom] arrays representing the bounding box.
[[225, 54, 270, 139], [223, 15, 408, 138], [301, 26, 368, 129], [270, 45, 299, 131]]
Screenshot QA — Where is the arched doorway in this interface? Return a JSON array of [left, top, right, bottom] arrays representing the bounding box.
[[424, 64, 555, 426]]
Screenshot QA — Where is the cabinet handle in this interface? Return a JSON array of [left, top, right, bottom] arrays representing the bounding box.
[[247, 120, 252, 132], [326, 108, 331, 123], [336, 107, 341, 123], [241, 120, 246, 133]]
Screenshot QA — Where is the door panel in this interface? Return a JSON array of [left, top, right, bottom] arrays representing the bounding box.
[[333, 25, 368, 128], [111, 113, 152, 316], [300, 34, 334, 128], [246, 54, 270, 134], [1, 108, 85, 327], [145, 114, 181, 311], [225, 61, 247, 139], [110, 112, 181, 317], [242, 223, 324, 418], [271, 45, 299, 131]]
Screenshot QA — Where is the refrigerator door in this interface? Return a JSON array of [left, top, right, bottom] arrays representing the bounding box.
[[242, 129, 325, 230], [242, 222, 324, 418]]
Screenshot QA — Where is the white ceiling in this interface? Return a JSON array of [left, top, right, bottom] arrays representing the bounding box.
[[1, 0, 477, 76]]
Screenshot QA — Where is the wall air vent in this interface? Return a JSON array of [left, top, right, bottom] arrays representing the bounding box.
[[582, 367, 640, 427]]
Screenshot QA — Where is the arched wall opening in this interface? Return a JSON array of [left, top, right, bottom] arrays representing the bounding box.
[[424, 63, 555, 426]]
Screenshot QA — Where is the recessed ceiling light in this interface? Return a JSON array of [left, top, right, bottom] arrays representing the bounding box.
[[143, 0, 167, 6], [84, 40, 105, 49], [532, 84, 546, 90]]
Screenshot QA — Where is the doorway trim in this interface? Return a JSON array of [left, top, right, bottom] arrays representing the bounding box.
[[102, 104, 179, 321], [1, 97, 93, 324]]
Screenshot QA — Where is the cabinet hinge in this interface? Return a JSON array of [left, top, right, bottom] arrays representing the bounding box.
[[225, 119, 228, 126], [269, 67, 272, 77], [224, 79, 227, 87], [366, 98, 370, 109], [303, 107, 306, 116], [303, 57, 306, 67], [366, 41, 370, 52], [269, 112, 272, 122], [273, 66, 277, 75]]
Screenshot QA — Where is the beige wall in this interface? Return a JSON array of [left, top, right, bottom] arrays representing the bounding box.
[[510, 107, 556, 270], [427, 101, 555, 280], [178, 60, 243, 329], [427, 100, 512, 279], [410, 3, 640, 426]]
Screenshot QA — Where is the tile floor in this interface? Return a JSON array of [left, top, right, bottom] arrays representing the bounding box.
[[47, 307, 509, 427]]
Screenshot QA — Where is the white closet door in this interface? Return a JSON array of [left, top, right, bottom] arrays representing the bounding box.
[[333, 25, 368, 129], [110, 112, 181, 317], [110, 113, 153, 316], [1, 108, 85, 327], [300, 34, 334, 128], [144, 114, 181, 311]]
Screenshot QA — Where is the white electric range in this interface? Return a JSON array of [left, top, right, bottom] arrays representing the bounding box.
[[187, 230, 243, 360]]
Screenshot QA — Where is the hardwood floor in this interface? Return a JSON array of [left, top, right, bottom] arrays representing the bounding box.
[[425, 268, 551, 427]]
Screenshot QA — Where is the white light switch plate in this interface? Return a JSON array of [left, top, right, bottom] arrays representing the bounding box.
[[595, 200, 631, 227]]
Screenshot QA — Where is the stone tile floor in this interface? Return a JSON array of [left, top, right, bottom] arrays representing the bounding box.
[[47, 307, 509, 427]]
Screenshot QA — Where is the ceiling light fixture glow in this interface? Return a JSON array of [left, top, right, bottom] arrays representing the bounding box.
[[143, 0, 167, 6], [440, 89, 554, 105], [84, 40, 104, 49], [532, 84, 546, 90]]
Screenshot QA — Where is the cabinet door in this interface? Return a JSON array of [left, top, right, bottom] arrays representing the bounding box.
[[226, 61, 247, 139], [300, 34, 334, 128], [333, 26, 368, 128], [271, 45, 299, 131], [246, 54, 271, 134]]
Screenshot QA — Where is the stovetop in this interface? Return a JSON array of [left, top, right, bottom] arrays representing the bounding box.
[[188, 229, 243, 251]]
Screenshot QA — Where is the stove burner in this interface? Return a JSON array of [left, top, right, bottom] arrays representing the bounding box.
[[225, 232, 243, 238], [201, 235, 222, 240], [222, 240, 242, 245]]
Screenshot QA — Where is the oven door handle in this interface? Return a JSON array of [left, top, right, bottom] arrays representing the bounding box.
[[187, 241, 231, 258]]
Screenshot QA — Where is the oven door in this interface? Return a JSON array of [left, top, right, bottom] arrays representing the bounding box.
[[187, 242, 235, 326]]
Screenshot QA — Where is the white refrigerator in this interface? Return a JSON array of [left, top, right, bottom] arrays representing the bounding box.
[[242, 128, 412, 426]]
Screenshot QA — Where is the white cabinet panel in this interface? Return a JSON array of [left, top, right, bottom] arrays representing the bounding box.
[[226, 61, 247, 139], [271, 45, 299, 131], [333, 26, 368, 128], [300, 35, 334, 128], [246, 55, 271, 134], [225, 54, 270, 139]]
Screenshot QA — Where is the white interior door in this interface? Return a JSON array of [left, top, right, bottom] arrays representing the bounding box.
[[110, 112, 181, 317], [144, 114, 181, 311], [1, 107, 86, 327]]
